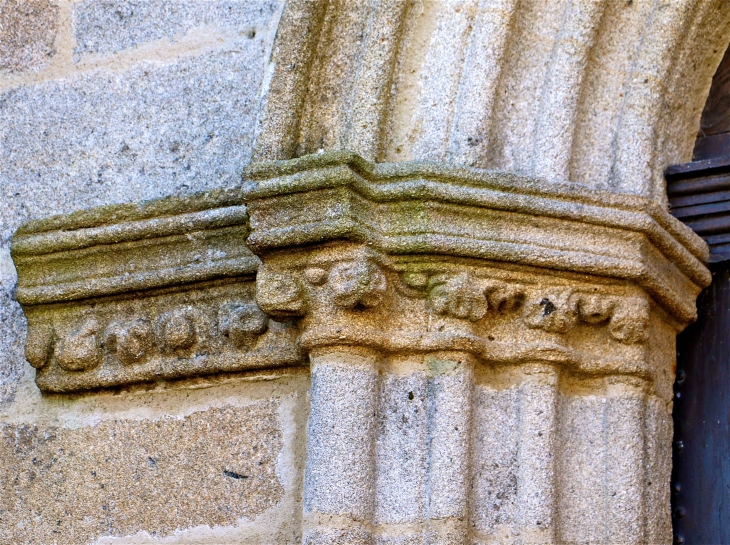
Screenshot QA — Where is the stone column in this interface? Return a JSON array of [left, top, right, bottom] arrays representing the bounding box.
[[513, 364, 559, 542], [303, 347, 380, 544], [244, 151, 710, 544], [424, 351, 474, 544]]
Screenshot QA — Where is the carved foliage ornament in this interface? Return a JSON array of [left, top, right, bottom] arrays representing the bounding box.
[[256, 257, 650, 346], [418, 271, 649, 344], [256, 257, 389, 318], [12, 152, 697, 391], [27, 299, 273, 372]]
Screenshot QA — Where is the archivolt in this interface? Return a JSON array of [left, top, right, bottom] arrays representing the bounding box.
[[253, 0, 730, 203]]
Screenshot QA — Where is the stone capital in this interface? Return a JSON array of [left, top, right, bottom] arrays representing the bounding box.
[[10, 150, 710, 544], [239, 151, 708, 542], [243, 151, 708, 388]]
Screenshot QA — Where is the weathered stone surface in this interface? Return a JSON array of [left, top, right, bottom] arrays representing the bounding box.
[[241, 150, 691, 542], [0, 0, 59, 73], [375, 364, 428, 525], [6, 137, 704, 542], [0, 43, 270, 244], [0, 401, 283, 544], [245, 151, 707, 327], [73, 0, 281, 59], [2, 0, 725, 542], [0, 23, 277, 399], [10, 189, 305, 393], [12, 151, 703, 393], [0, 280, 25, 404], [256, 0, 730, 200]]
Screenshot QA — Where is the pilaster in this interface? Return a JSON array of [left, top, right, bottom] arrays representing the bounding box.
[[241, 151, 708, 543]]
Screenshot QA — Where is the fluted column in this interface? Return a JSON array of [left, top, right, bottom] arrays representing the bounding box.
[[244, 151, 709, 545], [424, 352, 474, 544], [303, 348, 380, 544], [513, 365, 559, 542]]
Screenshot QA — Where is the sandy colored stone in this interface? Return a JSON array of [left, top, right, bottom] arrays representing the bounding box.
[[0, 401, 283, 544], [0, 0, 59, 73], [2, 0, 725, 542]]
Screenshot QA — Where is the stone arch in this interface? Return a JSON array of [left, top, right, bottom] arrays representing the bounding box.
[[253, 0, 730, 202]]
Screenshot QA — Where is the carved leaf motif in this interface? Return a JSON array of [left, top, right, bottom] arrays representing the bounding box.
[[403, 271, 429, 290], [256, 264, 307, 318], [523, 291, 578, 333], [219, 302, 269, 349], [55, 318, 102, 372], [157, 310, 196, 351], [577, 295, 616, 324], [328, 260, 387, 309], [485, 282, 524, 312], [106, 319, 154, 365], [609, 297, 650, 344], [304, 267, 327, 285], [428, 273, 488, 321], [25, 324, 53, 369]]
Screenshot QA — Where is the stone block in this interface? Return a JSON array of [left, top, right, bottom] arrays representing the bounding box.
[[0, 284, 26, 404], [73, 0, 282, 59], [0, 43, 271, 245], [0, 401, 283, 544], [0, 0, 59, 73], [0, 28, 276, 400]]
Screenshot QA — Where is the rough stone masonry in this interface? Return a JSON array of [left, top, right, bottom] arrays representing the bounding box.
[[1, 1, 730, 544]]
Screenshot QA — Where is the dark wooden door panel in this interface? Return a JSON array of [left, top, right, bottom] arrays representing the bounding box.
[[673, 267, 730, 544]]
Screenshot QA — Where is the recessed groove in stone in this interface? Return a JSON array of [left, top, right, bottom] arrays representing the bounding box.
[[410, 0, 479, 162], [447, 0, 520, 168], [253, 0, 730, 201], [608, 0, 702, 196], [252, 0, 330, 161], [531, 0, 607, 182]]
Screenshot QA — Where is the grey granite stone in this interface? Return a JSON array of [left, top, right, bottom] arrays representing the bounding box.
[[73, 0, 282, 59], [0, 282, 25, 405], [375, 368, 428, 525], [0, 46, 270, 244], [0, 245, 22, 405], [304, 351, 377, 522], [0, 31, 276, 400], [0, 0, 59, 73], [471, 383, 519, 536]]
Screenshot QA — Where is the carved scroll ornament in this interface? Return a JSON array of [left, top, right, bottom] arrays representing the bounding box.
[[11, 152, 709, 392]]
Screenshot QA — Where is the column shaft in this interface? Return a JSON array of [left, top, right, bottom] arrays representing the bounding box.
[[425, 351, 475, 544], [303, 347, 380, 544]]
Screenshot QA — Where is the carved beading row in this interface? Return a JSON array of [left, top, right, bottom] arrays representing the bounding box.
[[26, 302, 270, 372], [415, 271, 649, 344], [254, 256, 650, 345]]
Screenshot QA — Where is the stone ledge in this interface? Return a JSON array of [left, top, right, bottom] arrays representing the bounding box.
[[245, 151, 710, 324], [11, 188, 299, 393], [11, 152, 709, 393]]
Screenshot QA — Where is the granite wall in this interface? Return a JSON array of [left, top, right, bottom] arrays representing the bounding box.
[[1, 1, 730, 543], [0, 2, 311, 543]]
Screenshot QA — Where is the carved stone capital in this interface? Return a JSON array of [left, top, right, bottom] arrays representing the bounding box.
[[11, 189, 301, 392], [244, 151, 709, 326], [11, 151, 708, 393], [241, 151, 707, 387]]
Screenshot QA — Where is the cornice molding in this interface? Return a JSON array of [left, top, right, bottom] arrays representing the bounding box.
[[244, 151, 709, 323], [11, 152, 709, 392], [11, 188, 300, 393]]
